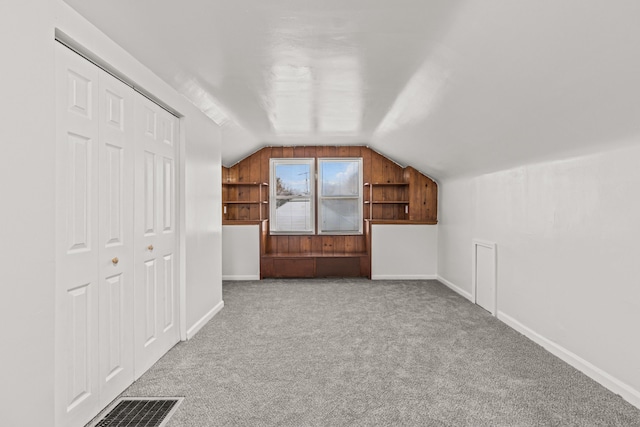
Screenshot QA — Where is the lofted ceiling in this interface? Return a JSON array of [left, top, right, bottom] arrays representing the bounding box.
[[63, 0, 640, 179]]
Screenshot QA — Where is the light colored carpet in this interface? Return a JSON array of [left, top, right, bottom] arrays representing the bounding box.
[[122, 279, 640, 426]]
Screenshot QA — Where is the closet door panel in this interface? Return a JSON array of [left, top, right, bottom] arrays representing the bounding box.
[[134, 96, 180, 378], [98, 71, 135, 407], [55, 43, 101, 427]]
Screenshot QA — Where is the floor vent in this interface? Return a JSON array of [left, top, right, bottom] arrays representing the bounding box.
[[90, 397, 183, 427]]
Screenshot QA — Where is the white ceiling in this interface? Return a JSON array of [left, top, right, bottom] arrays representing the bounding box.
[[63, 0, 640, 179]]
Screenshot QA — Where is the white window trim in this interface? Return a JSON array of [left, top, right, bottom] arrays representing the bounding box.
[[317, 158, 363, 235], [269, 158, 316, 235]]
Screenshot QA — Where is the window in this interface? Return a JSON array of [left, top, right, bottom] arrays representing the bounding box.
[[269, 157, 363, 235], [270, 158, 315, 234], [318, 158, 363, 234]]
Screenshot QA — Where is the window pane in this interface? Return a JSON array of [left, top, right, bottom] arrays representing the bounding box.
[[274, 199, 313, 232], [270, 158, 315, 234], [320, 161, 359, 196], [275, 164, 312, 197], [320, 199, 359, 232]]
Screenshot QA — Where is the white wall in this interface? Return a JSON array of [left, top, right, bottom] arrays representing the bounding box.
[[0, 2, 223, 424], [222, 225, 261, 280], [371, 224, 438, 280], [437, 178, 474, 299], [0, 1, 57, 425], [438, 144, 640, 408], [183, 114, 223, 338]]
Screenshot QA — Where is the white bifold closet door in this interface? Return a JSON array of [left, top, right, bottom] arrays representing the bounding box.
[[133, 95, 180, 377], [54, 43, 179, 427]]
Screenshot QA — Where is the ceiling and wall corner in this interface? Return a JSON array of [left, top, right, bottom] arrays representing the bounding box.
[[60, 0, 640, 178]]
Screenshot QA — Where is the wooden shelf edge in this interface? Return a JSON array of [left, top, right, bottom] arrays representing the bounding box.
[[365, 219, 437, 225], [223, 219, 268, 225], [364, 200, 409, 204]]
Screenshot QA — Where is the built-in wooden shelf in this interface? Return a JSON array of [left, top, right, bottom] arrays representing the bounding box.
[[223, 219, 267, 225], [222, 182, 269, 222], [365, 219, 437, 225], [364, 182, 411, 220]]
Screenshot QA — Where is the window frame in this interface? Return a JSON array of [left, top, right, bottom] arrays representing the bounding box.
[[317, 157, 364, 235], [269, 158, 316, 235]]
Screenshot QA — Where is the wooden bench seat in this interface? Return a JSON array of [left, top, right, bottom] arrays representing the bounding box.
[[261, 252, 369, 278]]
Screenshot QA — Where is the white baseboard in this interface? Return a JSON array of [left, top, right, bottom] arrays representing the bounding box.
[[222, 275, 260, 281], [498, 311, 640, 410], [371, 274, 437, 280], [186, 300, 224, 340], [436, 275, 473, 301]]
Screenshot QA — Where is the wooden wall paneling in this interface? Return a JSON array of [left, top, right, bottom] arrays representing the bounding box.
[[362, 148, 372, 221], [363, 220, 372, 278], [333, 235, 345, 254], [382, 155, 396, 183], [418, 174, 429, 221], [288, 236, 301, 254], [260, 149, 270, 220], [370, 151, 384, 183], [293, 146, 306, 158], [372, 200, 383, 220], [237, 155, 249, 182], [273, 258, 315, 278], [225, 145, 436, 279], [222, 169, 229, 220], [249, 154, 261, 220], [260, 220, 268, 255], [271, 146, 284, 159], [225, 164, 239, 182], [276, 236, 289, 255], [359, 255, 370, 278], [311, 235, 323, 254], [361, 147, 372, 180], [266, 231, 275, 254], [304, 146, 316, 158], [316, 257, 360, 277], [427, 176, 437, 221], [300, 235, 312, 255], [239, 204, 249, 221], [322, 235, 334, 255], [260, 148, 271, 183], [344, 236, 356, 254], [282, 146, 294, 158], [261, 257, 274, 279]]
